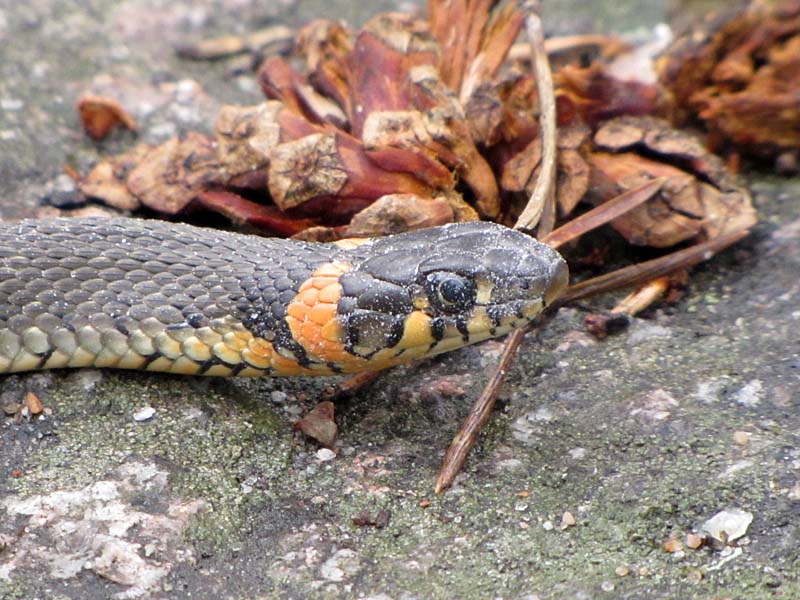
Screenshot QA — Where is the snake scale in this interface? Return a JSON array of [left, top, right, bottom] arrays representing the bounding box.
[[0, 218, 568, 377]]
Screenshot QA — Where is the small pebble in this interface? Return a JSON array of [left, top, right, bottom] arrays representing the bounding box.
[[568, 447, 586, 460], [24, 391, 43, 415], [686, 569, 704, 583], [561, 511, 576, 527], [285, 404, 303, 417], [132, 406, 156, 422], [68, 369, 104, 392], [733, 431, 751, 446], [316, 448, 336, 462], [733, 379, 763, 407], [2, 402, 21, 416], [542, 520, 554, 531], [600, 581, 615, 592], [45, 174, 84, 208], [270, 390, 287, 403], [686, 533, 704, 549], [702, 508, 753, 543], [0, 97, 23, 111], [615, 566, 630, 577], [663, 537, 683, 553]]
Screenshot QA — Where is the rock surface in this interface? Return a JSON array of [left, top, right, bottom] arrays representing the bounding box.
[[1, 1, 799, 599]]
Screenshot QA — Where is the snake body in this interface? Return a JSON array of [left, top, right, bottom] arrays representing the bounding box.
[[0, 218, 567, 376]]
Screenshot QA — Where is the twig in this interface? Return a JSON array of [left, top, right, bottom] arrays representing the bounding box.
[[438, 1, 557, 492], [514, 1, 557, 235], [321, 370, 385, 402], [435, 327, 526, 493], [541, 178, 665, 249], [556, 228, 751, 305], [611, 276, 671, 316]]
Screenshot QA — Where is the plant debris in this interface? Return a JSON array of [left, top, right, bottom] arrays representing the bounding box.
[[657, 0, 800, 170], [70, 0, 778, 491], [78, 0, 759, 249], [295, 400, 338, 447], [351, 509, 391, 528], [77, 94, 139, 141]]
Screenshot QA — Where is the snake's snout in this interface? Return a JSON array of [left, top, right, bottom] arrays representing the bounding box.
[[487, 230, 568, 309], [544, 258, 569, 307]]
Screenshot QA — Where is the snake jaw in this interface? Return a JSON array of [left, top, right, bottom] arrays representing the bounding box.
[[332, 221, 569, 367]]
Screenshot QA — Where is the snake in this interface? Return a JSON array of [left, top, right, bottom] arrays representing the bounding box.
[[0, 217, 568, 377]]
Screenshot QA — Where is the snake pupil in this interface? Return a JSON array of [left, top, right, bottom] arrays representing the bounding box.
[[439, 277, 468, 305], [426, 272, 476, 313]]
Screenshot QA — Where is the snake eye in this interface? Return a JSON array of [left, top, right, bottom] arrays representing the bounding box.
[[426, 272, 476, 313]]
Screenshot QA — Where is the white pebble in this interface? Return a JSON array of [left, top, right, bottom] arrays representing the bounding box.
[[316, 448, 336, 462], [702, 508, 753, 543], [133, 406, 156, 422]]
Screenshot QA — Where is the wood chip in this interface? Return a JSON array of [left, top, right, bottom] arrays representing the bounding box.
[[24, 392, 43, 416], [77, 94, 138, 140], [294, 401, 338, 447]]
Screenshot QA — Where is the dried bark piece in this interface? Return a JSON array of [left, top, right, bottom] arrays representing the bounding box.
[[77, 94, 138, 140], [215, 102, 281, 182], [291, 190, 477, 241], [193, 190, 318, 236], [361, 110, 456, 189], [429, 0, 523, 102], [79, 143, 152, 210], [295, 20, 356, 120], [554, 64, 659, 126], [344, 193, 455, 237], [258, 57, 348, 128], [267, 130, 434, 216], [24, 392, 43, 416], [289, 226, 341, 242], [592, 116, 757, 241], [501, 125, 590, 218], [410, 66, 500, 217], [697, 182, 757, 241], [556, 148, 590, 215], [500, 135, 542, 193], [294, 401, 337, 447], [541, 178, 666, 249], [352, 17, 439, 135], [177, 25, 294, 60], [267, 132, 348, 209], [444, 190, 481, 223], [587, 152, 705, 247], [126, 132, 222, 214], [594, 116, 740, 190], [657, 0, 800, 158]]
